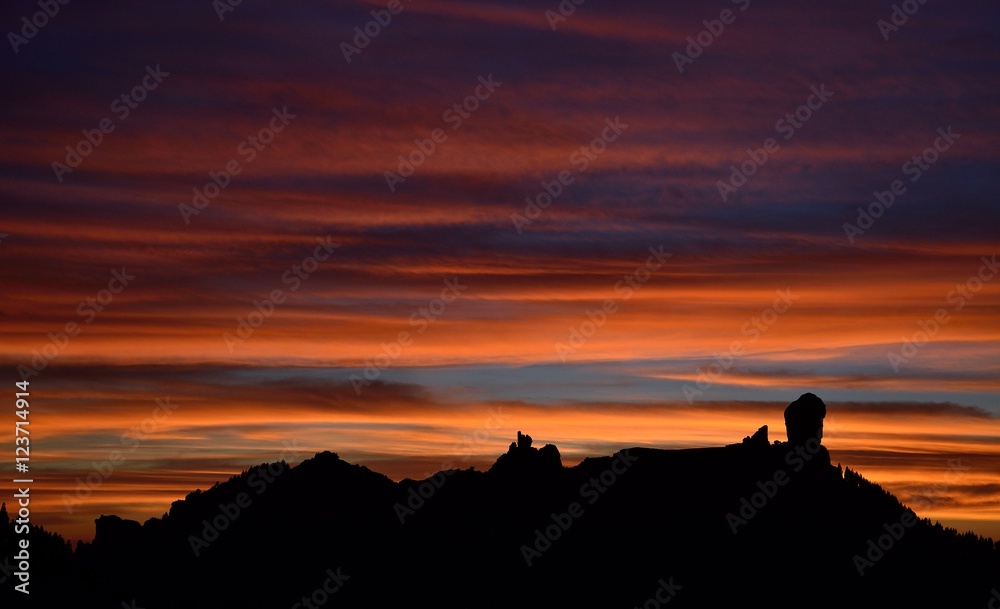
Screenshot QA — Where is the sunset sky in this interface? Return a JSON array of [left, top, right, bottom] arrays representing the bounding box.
[[1, 0, 998, 543]]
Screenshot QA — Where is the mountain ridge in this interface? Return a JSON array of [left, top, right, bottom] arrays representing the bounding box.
[[3, 393, 998, 608]]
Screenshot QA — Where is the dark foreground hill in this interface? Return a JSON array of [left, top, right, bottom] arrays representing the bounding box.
[[2, 394, 998, 608]]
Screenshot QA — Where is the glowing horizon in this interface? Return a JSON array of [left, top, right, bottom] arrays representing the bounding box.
[[1, 0, 998, 547]]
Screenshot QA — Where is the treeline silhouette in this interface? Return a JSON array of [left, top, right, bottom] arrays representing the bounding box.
[[1, 394, 997, 608]]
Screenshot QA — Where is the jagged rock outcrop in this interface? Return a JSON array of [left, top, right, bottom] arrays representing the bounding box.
[[784, 392, 832, 469], [785, 392, 827, 444], [92, 514, 143, 554], [491, 431, 562, 475], [750, 424, 768, 444]]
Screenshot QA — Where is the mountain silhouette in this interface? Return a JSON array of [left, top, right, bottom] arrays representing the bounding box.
[[2, 393, 997, 608]]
